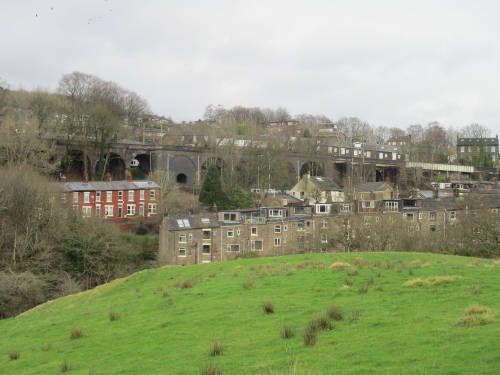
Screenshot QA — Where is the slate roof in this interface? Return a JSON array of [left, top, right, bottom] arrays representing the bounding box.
[[166, 213, 218, 230], [309, 176, 342, 191], [61, 180, 160, 192], [457, 137, 498, 147], [355, 182, 392, 193]]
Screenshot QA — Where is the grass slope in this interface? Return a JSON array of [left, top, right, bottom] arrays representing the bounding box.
[[1, 252, 499, 375]]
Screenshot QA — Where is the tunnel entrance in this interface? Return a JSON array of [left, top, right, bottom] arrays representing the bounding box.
[[176, 173, 187, 183]]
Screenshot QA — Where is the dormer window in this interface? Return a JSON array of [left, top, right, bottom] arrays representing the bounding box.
[[269, 209, 282, 217]]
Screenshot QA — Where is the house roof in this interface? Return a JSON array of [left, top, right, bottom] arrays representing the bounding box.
[[166, 213, 219, 230], [61, 180, 160, 192], [457, 137, 498, 147], [309, 176, 342, 191], [355, 181, 392, 193]]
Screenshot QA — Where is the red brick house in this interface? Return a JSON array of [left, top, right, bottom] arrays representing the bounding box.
[[60, 173, 160, 222]]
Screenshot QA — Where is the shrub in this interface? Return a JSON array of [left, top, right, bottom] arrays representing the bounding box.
[[209, 341, 224, 356], [303, 321, 319, 346], [280, 325, 295, 339], [262, 300, 274, 314], [181, 279, 193, 289], [327, 305, 343, 321], [9, 351, 20, 361], [348, 268, 359, 276], [459, 305, 495, 327], [70, 326, 83, 340], [108, 310, 121, 321], [60, 360, 71, 372], [201, 364, 223, 375]]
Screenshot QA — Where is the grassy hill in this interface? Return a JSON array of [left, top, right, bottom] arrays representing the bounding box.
[[1, 252, 499, 375]]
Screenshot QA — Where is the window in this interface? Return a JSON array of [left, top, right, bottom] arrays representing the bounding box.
[[492, 146, 496, 153], [73, 192, 78, 203], [84, 192, 90, 203], [328, 146, 333, 154], [321, 233, 328, 243], [96, 204, 101, 217], [150, 190, 156, 200], [430, 212, 436, 221], [118, 204, 123, 217], [202, 244, 211, 254], [95, 191, 101, 202], [118, 191, 123, 201], [269, 209, 282, 217], [139, 203, 144, 216], [298, 221, 305, 230], [223, 213, 237, 221], [227, 229, 234, 237], [284, 225, 288, 231], [179, 234, 187, 243], [274, 238, 281, 246], [405, 213, 414, 221], [297, 236, 305, 249], [295, 206, 306, 215], [449, 211, 456, 220], [127, 204, 136, 216], [148, 203, 157, 214], [189, 233, 193, 240], [460, 146, 465, 153], [418, 212, 423, 220], [236, 228, 240, 236], [384, 201, 398, 212], [340, 147, 345, 155], [82, 206, 91, 217], [227, 244, 240, 252], [140, 190, 145, 200], [362, 201, 375, 209], [128, 190, 134, 201], [366, 151, 371, 158], [379, 152, 384, 159], [203, 229, 211, 239], [105, 205, 114, 217], [473, 226, 481, 235], [317, 204, 328, 213], [340, 204, 351, 213], [274, 225, 281, 234], [492, 208, 499, 215], [251, 227, 257, 236], [107, 191, 113, 202], [252, 240, 263, 251], [178, 248, 186, 257]]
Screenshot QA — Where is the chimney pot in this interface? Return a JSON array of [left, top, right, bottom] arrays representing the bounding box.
[[105, 172, 112, 182], [84, 173, 89, 183], [127, 170, 133, 182], [60, 173, 67, 183]]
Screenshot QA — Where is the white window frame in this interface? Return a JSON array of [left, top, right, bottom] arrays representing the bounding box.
[[178, 248, 186, 257], [107, 191, 113, 203], [118, 204, 123, 218], [84, 192, 90, 203], [127, 204, 136, 216], [73, 192, 79, 203], [179, 234, 187, 243], [82, 206, 91, 217], [105, 205, 114, 217], [284, 224, 288, 231], [117, 191, 123, 201], [227, 244, 240, 252], [274, 225, 281, 234], [269, 209, 283, 217], [139, 203, 145, 217], [95, 204, 101, 217], [449, 211, 456, 220], [418, 212, 423, 220], [362, 200, 375, 209], [140, 190, 145, 201], [148, 203, 157, 215], [96, 191, 101, 202], [384, 201, 398, 212], [274, 238, 281, 246], [251, 240, 263, 251], [321, 233, 328, 243], [150, 190, 156, 200], [128, 190, 134, 201], [251, 227, 257, 236], [227, 229, 234, 238]]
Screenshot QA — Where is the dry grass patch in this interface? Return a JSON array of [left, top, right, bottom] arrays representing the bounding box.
[[280, 325, 295, 339], [459, 305, 495, 327], [60, 360, 71, 372], [209, 341, 224, 356], [340, 285, 350, 291], [181, 279, 193, 289], [404, 278, 428, 287], [9, 351, 20, 361], [70, 326, 83, 340], [242, 278, 255, 289], [327, 305, 343, 321], [348, 268, 359, 276], [353, 257, 369, 268], [471, 285, 482, 294], [404, 275, 463, 287], [262, 300, 274, 314], [201, 364, 223, 375], [108, 310, 121, 321], [330, 261, 351, 269]]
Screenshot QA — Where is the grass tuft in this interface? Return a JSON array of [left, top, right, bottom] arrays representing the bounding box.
[[330, 262, 351, 269], [280, 325, 295, 339], [243, 278, 255, 289], [69, 326, 83, 340], [9, 351, 20, 361], [350, 310, 361, 322], [459, 305, 495, 327], [209, 341, 224, 356], [303, 321, 319, 346], [327, 305, 343, 321], [471, 285, 482, 294], [108, 310, 121, 322], [60, 360, 71, 372], [41, 343, 52, 352], [181, 279, 193, 289], [316, 314, 333, 331], [201, 363, 223, 375], [348, 268, 359, 276], [262, 300, 274, 314], [358, 285, 368, 294]]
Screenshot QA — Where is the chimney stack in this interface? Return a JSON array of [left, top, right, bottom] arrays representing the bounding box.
[[127, 170, 133, 182], [105, 172, 112, 182], [60, 173, 67, 183], [282, 195, 288, 206], [84, 173, 89, 183], [148, 171, 153, 181]]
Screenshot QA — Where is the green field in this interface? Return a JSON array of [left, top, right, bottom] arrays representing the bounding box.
[[1, 252, 499, 374]]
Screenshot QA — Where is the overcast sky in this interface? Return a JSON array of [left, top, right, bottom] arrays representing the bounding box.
[[2, 1, 500, 132]]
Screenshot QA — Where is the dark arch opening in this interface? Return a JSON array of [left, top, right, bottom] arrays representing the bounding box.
[[300, 161, 323, 177], [177, 173, 187, 183], [60, 150, 91, 181], [131, 153, 150, 180], [106, 153, 126, 181]]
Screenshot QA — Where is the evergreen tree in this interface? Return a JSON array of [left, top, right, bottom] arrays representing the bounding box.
[[199, 165, 228, 209], [227, 186, 254, 209]]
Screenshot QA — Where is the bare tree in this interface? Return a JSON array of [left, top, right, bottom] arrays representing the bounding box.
[[460, 123, 491, 138]]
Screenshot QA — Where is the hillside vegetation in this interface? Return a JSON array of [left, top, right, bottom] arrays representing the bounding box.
[[1, 252, 499, 374]]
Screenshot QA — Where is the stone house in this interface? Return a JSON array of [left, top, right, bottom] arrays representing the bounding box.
[[290, 174, 344, 204]]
